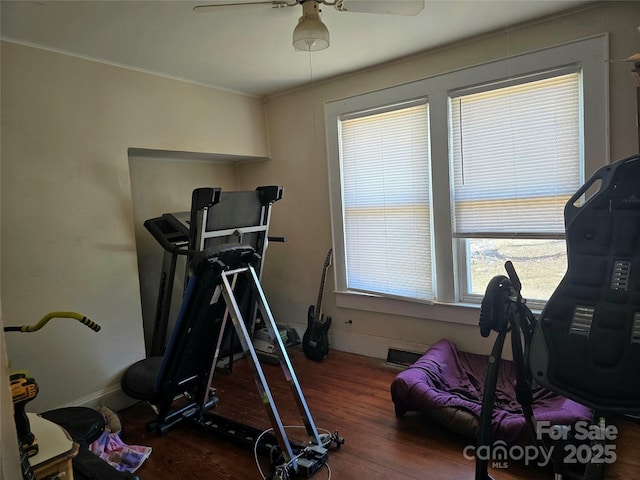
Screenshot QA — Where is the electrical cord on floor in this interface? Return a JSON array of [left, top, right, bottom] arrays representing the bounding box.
[[254, 426, 333, 480]]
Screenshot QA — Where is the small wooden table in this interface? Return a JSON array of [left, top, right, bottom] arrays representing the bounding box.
[[27, 413, 79, 480]]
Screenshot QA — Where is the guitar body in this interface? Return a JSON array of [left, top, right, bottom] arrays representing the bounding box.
[[303, 305, 332, 362], [303, 249, 333, 361]]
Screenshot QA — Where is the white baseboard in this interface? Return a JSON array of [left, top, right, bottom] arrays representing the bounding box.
[[331, 330, 430, 359], [54, 383, 137, 412], [287, 322, 430, 359]]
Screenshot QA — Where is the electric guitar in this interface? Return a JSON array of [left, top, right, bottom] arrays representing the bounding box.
[[303, 249, 333, 362]]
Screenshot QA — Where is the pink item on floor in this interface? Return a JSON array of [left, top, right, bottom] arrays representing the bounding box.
[[89, 431, 152, 473]]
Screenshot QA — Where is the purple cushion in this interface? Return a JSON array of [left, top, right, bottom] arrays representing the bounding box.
[[390, 338, 592, 445]]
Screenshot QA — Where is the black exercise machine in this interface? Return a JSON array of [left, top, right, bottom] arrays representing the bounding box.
[[476, 154, 640, 479], [121, 244, 343, 479], [143, 186, 283, 358]]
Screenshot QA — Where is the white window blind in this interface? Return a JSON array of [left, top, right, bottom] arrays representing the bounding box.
[[339, 102, 433, 300], [450, 70, 582, 238]]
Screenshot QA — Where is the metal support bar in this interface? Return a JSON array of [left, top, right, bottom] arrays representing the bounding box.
[[218, 265, 322, 474], [247, 265, 322, 445]]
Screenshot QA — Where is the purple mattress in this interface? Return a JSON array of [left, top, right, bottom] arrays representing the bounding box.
[[390, 338, 592, 445]]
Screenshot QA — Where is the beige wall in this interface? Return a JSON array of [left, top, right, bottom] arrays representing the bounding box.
[[128, 154, 242, 349], [251, 2, 640, 358], [0, 69, 19, 472], [0, 41, 269, 411]]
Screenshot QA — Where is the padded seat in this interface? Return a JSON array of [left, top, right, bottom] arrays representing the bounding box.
[[530, 154, 640, 413], [120, 356, 164, 401]]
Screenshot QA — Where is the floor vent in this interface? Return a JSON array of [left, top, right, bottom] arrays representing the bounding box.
[[386, 348, 421, 367]]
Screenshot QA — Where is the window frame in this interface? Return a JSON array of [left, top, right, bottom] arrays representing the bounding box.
[[324, 34, 608, 324]]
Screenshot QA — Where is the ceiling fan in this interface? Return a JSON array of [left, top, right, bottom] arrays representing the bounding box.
[[193, 0, 425, 51], [622, 53, 640, 85], [607, 27, 640, 84]]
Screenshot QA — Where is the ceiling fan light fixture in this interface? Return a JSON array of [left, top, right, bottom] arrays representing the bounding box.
[[292, 1, 329, 52]]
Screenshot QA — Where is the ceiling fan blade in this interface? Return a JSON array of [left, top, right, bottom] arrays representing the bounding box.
[[193, 1, 297, 13], [334, 0, 424, 16], [607, 53, 640, 63]]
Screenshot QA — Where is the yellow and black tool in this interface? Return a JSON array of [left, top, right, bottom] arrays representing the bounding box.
[[4, 311, 101, 459], [11, 372, 39, 456]]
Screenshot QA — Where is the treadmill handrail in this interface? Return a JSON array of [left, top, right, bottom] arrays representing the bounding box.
[[143, 217, 199, 258]]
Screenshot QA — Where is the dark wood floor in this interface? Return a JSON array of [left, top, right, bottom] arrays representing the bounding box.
[[118, 348, 640, 480]]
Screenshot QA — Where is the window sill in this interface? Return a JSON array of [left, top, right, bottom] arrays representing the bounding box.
[[335, 290, 482, 326]]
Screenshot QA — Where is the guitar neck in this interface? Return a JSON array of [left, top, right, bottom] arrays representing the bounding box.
[[314, 270, 327, 321], [314, 249, 332, 323]]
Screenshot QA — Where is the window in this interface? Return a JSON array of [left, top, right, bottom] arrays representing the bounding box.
[[325, 35, 607, 321], [450, 69, 582, 303], [339, 101, 433, 300]]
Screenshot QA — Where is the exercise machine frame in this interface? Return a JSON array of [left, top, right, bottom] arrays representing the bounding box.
[[122, 244, 343, 479], [144, 186, 283, 357]]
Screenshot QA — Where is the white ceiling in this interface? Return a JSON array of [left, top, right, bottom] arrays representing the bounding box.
[[1, 0, 593, 97]]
